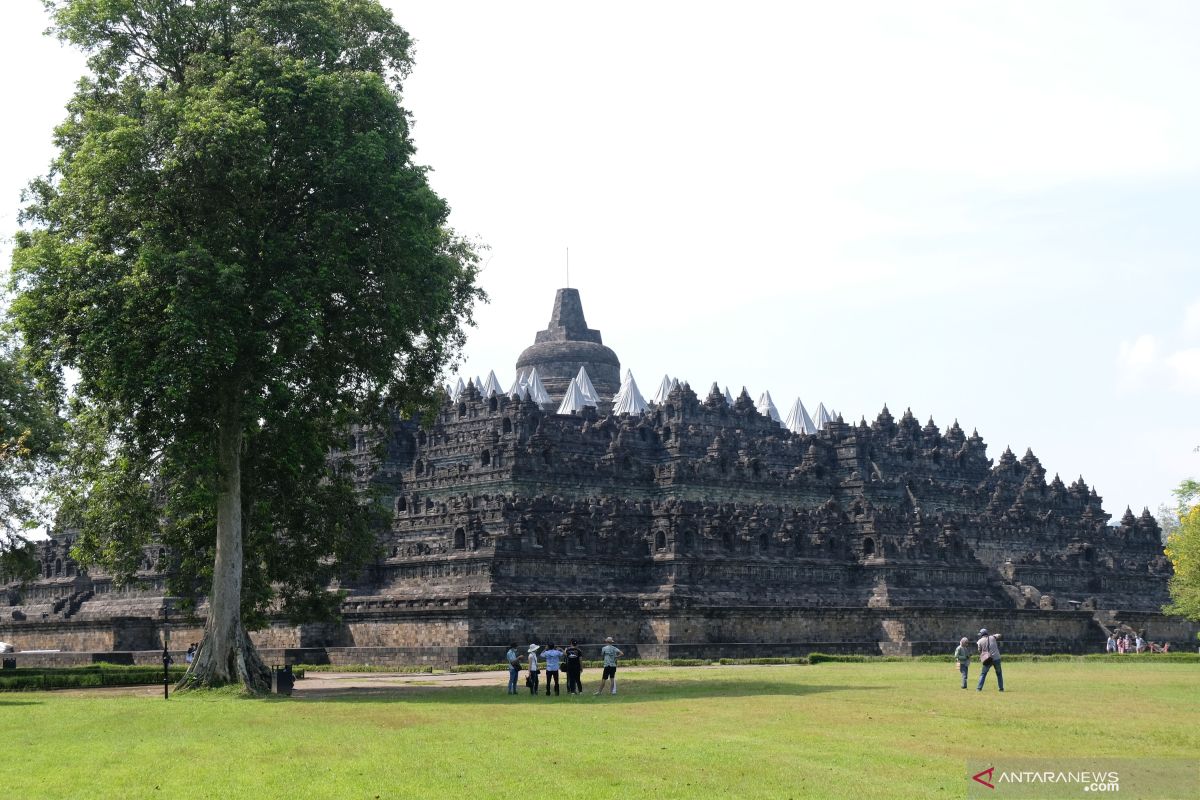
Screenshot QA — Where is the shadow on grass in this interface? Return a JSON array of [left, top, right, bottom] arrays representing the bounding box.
[[296, 680, 885, 705], [0, 698, 45, 706]]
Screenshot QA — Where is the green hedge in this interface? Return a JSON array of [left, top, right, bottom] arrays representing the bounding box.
[[808, 653, 909, 663], [1077, 652, 1200, 663], [821, 652, 1200, 665], [297, 664, 436, 673], [0, 664, 306, 692], [0, 667, 187, 692]]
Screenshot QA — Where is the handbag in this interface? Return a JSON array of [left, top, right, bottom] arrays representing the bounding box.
[[980, 636, 993, 664]]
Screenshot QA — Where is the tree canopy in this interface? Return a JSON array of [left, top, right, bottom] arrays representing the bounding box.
[[0, 336, 60, 579], [1163, 479, 1200, 626], [9, 0, 482, 690]]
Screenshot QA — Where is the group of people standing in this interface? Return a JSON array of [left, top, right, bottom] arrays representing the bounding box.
[[953, 628, 1004, 692], [1105, 632, 1169, 653], [505, 637, 624, 697], [1107, 632, 1143, 653]]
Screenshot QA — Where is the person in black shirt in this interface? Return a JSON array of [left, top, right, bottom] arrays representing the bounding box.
[[563, 639, 584, 695]]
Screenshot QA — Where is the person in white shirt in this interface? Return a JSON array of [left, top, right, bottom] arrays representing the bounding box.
[[526, 644, 540, 695]]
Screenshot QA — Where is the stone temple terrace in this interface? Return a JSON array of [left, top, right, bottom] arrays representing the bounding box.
[[2, 289, 1194, 666]]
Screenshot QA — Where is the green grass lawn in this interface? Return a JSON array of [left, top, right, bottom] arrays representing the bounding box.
[[2, 662, 1196, 799]]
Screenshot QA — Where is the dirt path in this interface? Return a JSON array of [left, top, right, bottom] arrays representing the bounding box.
[[43, 664, 736, 699], [291, 665, 699, 698]]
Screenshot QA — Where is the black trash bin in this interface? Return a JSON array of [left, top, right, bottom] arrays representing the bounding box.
[[2, 658, 15, 670], [271, 664, 294, 696]]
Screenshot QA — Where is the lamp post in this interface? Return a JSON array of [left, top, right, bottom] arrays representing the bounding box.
[[161, 605, 171, 700]]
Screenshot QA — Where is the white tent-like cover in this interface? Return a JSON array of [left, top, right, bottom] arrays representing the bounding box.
[[611, 371, 649, 415], [450, 376, 466, 402], [556, 376, 595, 414], [815, 403, 833, 430], [507, 371, 526, 399], [574, 366, 600, 405], [756, 390, 782, 424], [650, 374, 675, 405], [481, 370, 503, 399], [723, 386, 735, 406], [525, 368, 552, 407], [612, 369, 633, 406], [785, 398, 817, 435]]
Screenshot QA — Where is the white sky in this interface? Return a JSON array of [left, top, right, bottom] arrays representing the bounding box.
[[2, 1, 1199, 519]]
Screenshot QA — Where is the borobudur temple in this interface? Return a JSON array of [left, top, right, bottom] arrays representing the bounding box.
[[2, 288, 1196, 666]]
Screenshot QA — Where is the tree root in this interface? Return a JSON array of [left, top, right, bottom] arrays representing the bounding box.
[[176, 623, 271, 694]]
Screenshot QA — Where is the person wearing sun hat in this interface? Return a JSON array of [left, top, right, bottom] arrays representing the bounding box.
[[526, 643, 541, 695]]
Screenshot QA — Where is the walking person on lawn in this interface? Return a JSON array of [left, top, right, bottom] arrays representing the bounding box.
[[976, 628, 1004, 692], [954, 637, 971, 689]]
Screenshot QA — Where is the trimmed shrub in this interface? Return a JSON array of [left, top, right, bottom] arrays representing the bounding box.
[[0, 666, 187, 692], [295, 664, 435, 673], [807, 653, 869, 664]]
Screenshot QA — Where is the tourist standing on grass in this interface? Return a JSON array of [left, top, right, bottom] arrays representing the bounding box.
[[1135, 634, 1145, 653], [542, 642, 563, 696], [186, 643, 196, 664], [1105, 634, 1116, 654], [954, 637, 971, 689], [505, 643, 521, 695], [976, 628, 1004, 692], [527, 644, 541, 695], [594, 637, 623, 696], [563, 639, 584, 695]]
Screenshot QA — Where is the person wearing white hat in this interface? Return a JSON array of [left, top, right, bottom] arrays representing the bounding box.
[[526, 644, 541, 695], [975, 628, 1004, 692]]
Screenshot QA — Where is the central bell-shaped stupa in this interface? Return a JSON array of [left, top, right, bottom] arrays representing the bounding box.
[[515, 289, 620, 402]]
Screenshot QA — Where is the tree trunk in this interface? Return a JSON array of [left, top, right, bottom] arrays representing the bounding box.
[[178, 405, 270, 693]]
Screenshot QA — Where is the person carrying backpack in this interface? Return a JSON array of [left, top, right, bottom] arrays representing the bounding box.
[[505, 643, 521, 695]]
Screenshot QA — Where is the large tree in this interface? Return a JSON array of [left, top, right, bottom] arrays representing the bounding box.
[[9, 0, 481, 690], [1163, 479, 1200, 626]]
